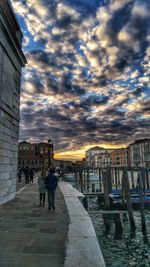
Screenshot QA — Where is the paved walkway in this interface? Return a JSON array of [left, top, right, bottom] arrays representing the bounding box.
[[0, 180, 69, 267]]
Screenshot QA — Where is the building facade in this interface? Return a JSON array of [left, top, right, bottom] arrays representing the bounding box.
[[0, 1, 26, 204], [85, 146, 112, 167], [129, 139, 150, 167], [111, 148, 130, 167], [93, 151, 111, 168], [18, 141, 54, 170]]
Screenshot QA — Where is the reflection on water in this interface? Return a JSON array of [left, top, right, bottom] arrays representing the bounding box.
[[90, 209, 150, 267]]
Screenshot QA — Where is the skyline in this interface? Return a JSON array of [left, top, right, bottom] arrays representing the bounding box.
[[11, 0, 150, 160]]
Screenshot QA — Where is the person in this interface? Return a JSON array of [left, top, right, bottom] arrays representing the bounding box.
[[38, 169, 46, 207], [45, 168, 58, 210], [24, 166, 30, 184], [17, 168, 22, 183], [29, 168, 34, 183]]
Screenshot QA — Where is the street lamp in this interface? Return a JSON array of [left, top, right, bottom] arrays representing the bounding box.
[[48, 139, 51, 167]]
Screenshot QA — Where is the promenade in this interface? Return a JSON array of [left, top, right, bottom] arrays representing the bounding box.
[[0, 179, 69, 267]]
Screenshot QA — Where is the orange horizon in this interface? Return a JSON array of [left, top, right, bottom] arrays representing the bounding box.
[[54, 143, 127, 161]]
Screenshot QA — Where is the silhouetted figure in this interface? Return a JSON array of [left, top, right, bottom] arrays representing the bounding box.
[[38, 169, 46, 207], [17, 168, 22, 183], [24, 166, 30, 184], [45, 168, 58, 210], [30, 168, 34, 183]]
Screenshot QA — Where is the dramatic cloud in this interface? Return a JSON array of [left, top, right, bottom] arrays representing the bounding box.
[[11, 0, 150, 159]]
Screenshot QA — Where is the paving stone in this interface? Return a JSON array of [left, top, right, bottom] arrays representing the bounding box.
[[0, 183, 69, 267]]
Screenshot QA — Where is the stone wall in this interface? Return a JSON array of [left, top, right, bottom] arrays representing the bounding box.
[[0, 1, 26, 204]]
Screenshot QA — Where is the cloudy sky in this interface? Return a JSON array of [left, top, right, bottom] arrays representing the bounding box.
[[12, 0, 150, 160]]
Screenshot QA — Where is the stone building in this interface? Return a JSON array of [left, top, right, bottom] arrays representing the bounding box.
[[0, 1, 26, 204], [93, 150, 111, 168], [129, 139, 150, 167], [85, 146, 113, 167], [18, 141, 54, 170], [111, 147, 130, 167]]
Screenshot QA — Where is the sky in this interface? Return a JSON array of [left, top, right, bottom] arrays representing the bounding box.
[[11, 0, 150, 160]]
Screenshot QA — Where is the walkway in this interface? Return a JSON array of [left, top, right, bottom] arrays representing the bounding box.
[[0, 180, 69, 267]]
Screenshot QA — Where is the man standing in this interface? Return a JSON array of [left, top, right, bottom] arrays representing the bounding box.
[[45, 168, 58, 210]]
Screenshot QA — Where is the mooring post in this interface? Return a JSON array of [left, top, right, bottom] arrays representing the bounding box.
[[138, 172, 147, 235], [83, 167, 86, 189], [99, 168, 102, 192], [145, 167, 150, 189], [107, 167, 112, 193], [131, 167, 135, 189], [92, 183, 95, 192], [115, 167, 118, 190], [87, 167, 90, 191], [102, 169, 110, 209], [122, 167, 136, 233], [141, 168, 146, 194], [79, 168, 83, 193]]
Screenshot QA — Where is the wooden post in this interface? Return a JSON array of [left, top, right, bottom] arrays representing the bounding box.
[[138, 172, 147, 235], [87, 167, 90, 191], [145, 168, 150, 189], [114, 214, 123, 239], [83, 167, 86, 189], [122, 167, 136, 233], [141, 168, 146, 193], [99, 168, 102, 192], [115, 167, 118, 190], [102, 170, 110, 209], [92, 183, 95, 192], [131, 168, 135, 189], [79, 168, 83, 193], [118, 168, 120, 186], [107, 167, 112, 193]]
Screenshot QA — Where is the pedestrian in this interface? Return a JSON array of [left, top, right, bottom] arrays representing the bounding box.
[[30, 168, 34, 183], [38, 168, 46, 207], [17, 168, 22, 183], [45, 168, 58, 210], [24, 166, 30, 184]]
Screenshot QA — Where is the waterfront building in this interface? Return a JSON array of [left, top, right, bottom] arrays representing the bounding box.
[[0, 1, 26, 204], [129, 139, 150, 167], [18, 141, 54, 170], [93, 150, 111, 168], [85, 146, 112, 167], [54, 159, 73, 172], [111, 147, 130, 167]]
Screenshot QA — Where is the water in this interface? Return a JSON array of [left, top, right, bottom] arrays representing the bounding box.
[[89, 205, 150, 267], [65, 173, 150, 267]]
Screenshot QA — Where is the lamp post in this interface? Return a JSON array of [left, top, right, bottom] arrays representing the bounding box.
[[48, 139, 51, 167]]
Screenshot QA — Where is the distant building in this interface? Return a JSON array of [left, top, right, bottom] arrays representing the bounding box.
[[85, 146, 113, 167], [0, 1, 26, 204], [129, 139, 150, 167], [94, 151, 111, 168], [18, 141, 54, 170], [54, 159, 73, 171], [111, 147, 130, 167]]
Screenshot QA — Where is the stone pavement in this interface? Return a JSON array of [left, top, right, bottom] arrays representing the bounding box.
[[0, 180, 69, 267]]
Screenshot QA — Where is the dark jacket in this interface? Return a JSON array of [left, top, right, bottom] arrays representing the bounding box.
[[45, 173, 58, 191]]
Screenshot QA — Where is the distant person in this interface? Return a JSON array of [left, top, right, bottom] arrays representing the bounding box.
[[24, 166, 30, 184], [45, 168, 58, 210], [17, 168, 22, 183], [38, 169, 46, 207], [30, 168, 34, 183]]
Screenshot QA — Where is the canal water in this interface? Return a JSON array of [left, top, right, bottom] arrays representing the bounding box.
[[65, 173, 150, 267], [89, 199, 150, 267]]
